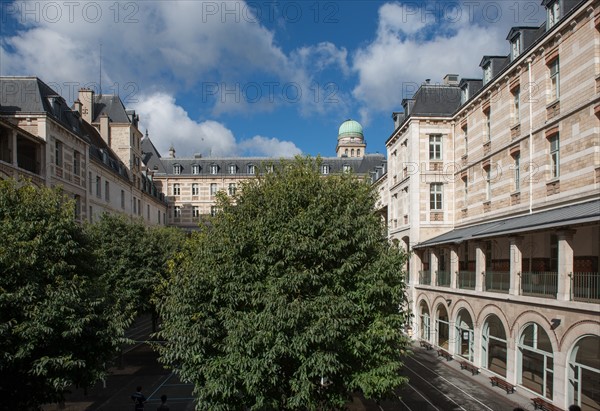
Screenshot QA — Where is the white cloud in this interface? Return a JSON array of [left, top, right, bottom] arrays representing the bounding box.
[[352, 1, 545, 115], [133, 93, 301, 158]]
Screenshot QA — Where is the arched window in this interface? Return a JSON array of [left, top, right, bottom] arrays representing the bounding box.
[[436, 304, 449, 349], [455, 309, 474, 362], [482, 315, 507, 377], [518, 323, 554, 399], [419, 301, 430, 341], [568, 335, 600, 410], [351, 149, 355, 157]]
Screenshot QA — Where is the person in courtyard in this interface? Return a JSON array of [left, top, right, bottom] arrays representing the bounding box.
[[157, 394, 170, 411], [131, 386, 147, 411]]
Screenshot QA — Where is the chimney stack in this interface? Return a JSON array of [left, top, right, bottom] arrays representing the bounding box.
[[78, 88, 94, 124]]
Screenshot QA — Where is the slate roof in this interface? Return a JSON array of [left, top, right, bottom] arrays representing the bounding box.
[[409, 85, 462, 117], [415, 200, 600, 248], [0, 77, 87, 141], [141, 135, 386, 178], [92, 95, 133, 123]]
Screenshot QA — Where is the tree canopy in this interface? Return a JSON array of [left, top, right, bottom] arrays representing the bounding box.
[[0, 180, 120, 408], [156, 157, 409, 410]]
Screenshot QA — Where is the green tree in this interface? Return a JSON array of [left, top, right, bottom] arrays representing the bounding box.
[[86, 215, 186, 334], [86, 214, 154, 331], [0, 180, 120, 409], [156, 157, 409, 410]]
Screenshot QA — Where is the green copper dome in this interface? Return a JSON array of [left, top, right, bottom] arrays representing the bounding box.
[[338, 119, 363, 139]]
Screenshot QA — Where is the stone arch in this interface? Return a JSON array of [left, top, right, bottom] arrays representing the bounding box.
[[512, 310, 558, 351], [449, 298, 477, 323], [477, 304, 512, 339], [559, 320, 600, 352]]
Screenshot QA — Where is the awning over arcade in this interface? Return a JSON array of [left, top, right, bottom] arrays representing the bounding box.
[[415, 199, 600, 249]]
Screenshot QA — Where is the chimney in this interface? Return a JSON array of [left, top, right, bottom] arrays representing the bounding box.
[[99, 113, 110, 145], [443, 74, 460, 85], [169, 145, 176, 158], [78, 88, 94, 124]]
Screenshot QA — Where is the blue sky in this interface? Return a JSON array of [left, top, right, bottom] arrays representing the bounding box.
[[0, 0, 545, 158]]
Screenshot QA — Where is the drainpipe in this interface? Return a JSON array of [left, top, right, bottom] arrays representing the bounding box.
[[527, 57, 534, 214]]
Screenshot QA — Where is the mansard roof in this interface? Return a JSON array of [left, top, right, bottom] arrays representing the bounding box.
[[0, 77, 87, 141]]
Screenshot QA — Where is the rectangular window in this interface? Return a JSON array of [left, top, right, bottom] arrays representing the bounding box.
[[485, 108, 491, 141], [461, 86, 469, 104], [430, 183, 443, 210], [210, 164, 218, 174], [105, 181, 110, 201], [247, 164, 256, 174], [192, 183, 199, 196], [321, 165, 330, 175], [89, 171, 93, 191], [463, 125, 468, 155], [173, 165, 181, 175], [483, 65, 492, 84], [550, 134, 560, 178], [73, 151, 80, 175], [138, 199, 141, 215], [513, 88, 520, 124], [210, 183, 217, 195], [96, 176, 101, 197], [228, 164, 236, 174], [511, 35, 521, 60], [173, 183, 180, 196], [158, 210, 161, 224], [147, 204, 150, 220], [174, 206, 181, 218], [210, 206, 217, 216], [429, 135, 442, 160], [547, 1, 560, 28], [343, 164, 351, 173], [74, 195, 81, 219], [486, 168, 492, 200], [514, 153, 521, 191], [463, 178, 468, 204], [55, 141, 63, 167], [192, 164, 200, 175], [193, 206, 200, 217], [121, 190, 125, 209], [550, 58, 560, 101], [228, 183, 236, 195], [133, 197, 137, 213]]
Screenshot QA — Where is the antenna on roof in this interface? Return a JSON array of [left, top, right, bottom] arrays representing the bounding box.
[[99, 42, 102, 95]]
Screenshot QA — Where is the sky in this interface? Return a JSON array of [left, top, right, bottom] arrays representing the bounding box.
[[0, 0, 546, 158]]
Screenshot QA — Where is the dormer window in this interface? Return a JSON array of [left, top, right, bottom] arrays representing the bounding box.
[[511, 35, 521, 60], [342, 164, 351, 173], [321, 165, 330, 175], [461, 86, 469, 104], [547, 0, 560, 29], [210, 164, 218, 174], [483, 64, 492, 84], [191, 164, 200, 175], [247, 164, 256, 175], [173, 164, 181, 175], [228, 164, 237, 174]]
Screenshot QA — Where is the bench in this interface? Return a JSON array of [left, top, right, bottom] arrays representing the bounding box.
[[419, 340, 433, 350], [532, 397, 563, 411], [489, 376, 515, 394], [437, 348, 453, 361], [459, 360, 479, 375]]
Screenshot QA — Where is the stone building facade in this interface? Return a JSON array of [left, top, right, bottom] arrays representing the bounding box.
[[379, 1, 600, 409]]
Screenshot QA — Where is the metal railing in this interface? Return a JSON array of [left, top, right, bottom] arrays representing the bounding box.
[[436, 270, 451, 287], [458, 271, 476, 290], [521, 271, 558, 298], [485, 271, 510, 293], [571, 272, 600, 303], [419, 270, 431, 285]]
